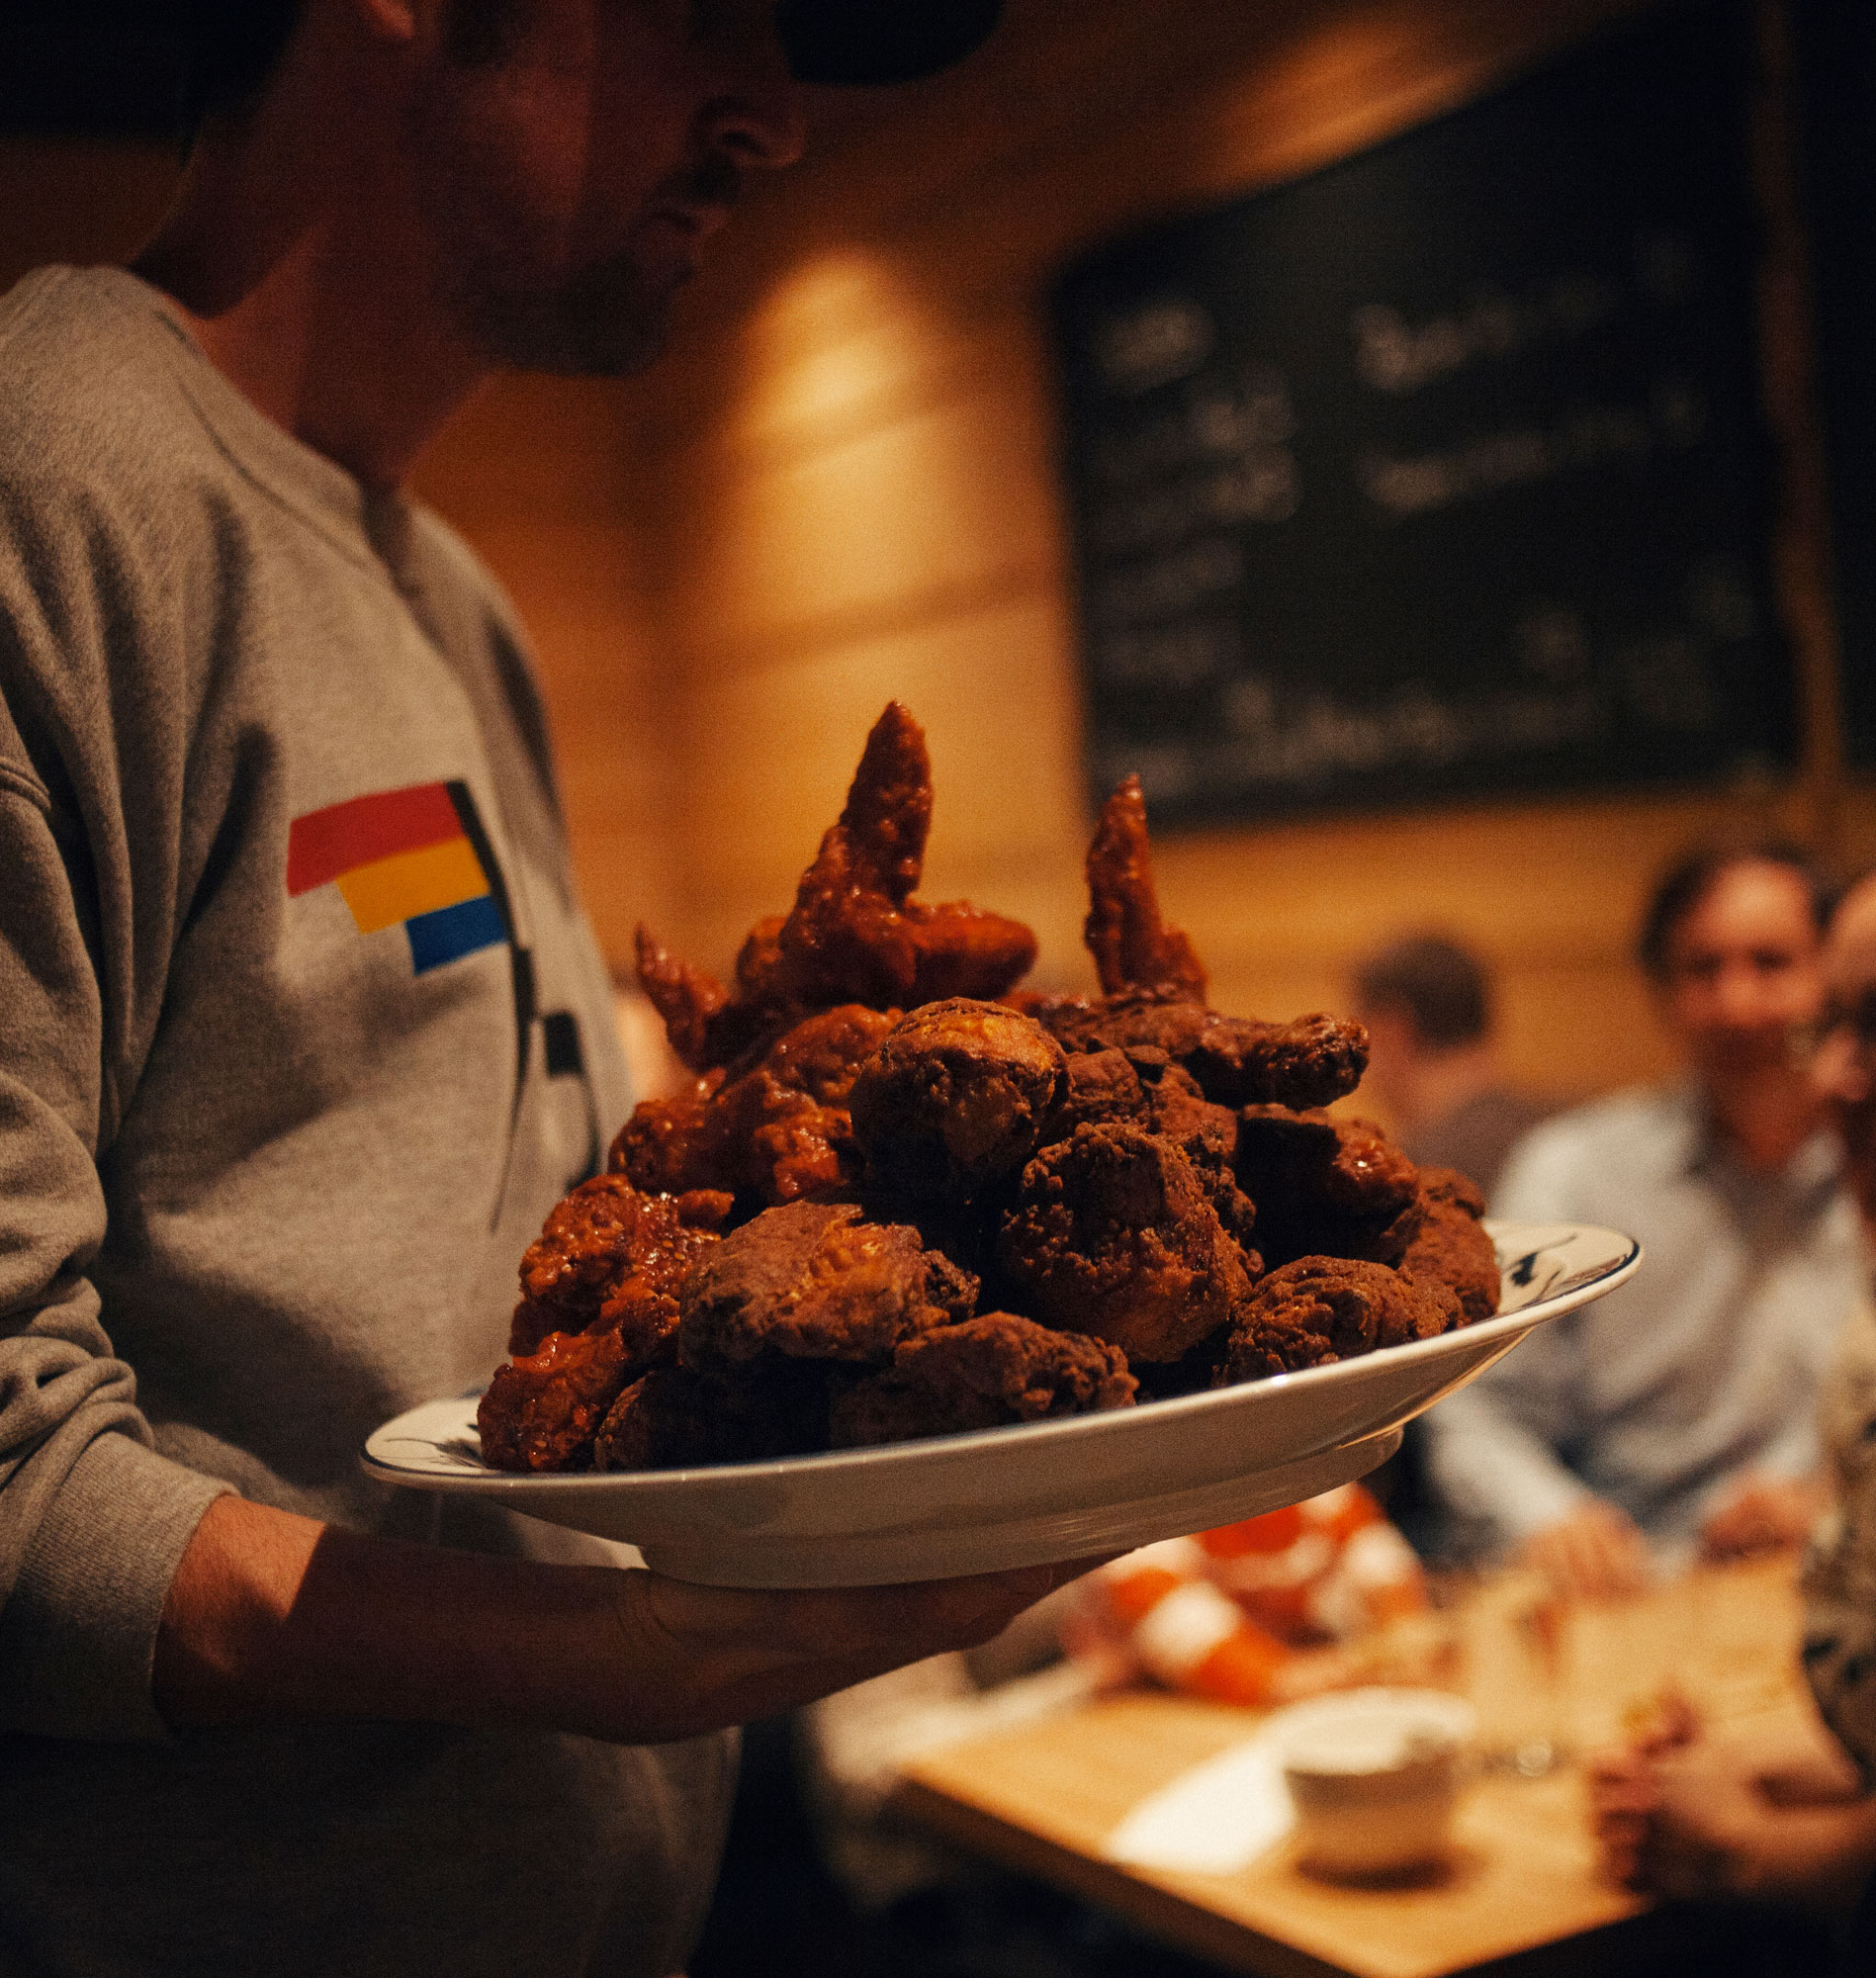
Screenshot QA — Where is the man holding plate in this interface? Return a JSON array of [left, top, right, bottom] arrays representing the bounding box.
[[0, 4, 1092, 1974]]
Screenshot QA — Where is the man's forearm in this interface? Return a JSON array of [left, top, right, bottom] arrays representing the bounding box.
[[152, 1495, 628, 1735], [154, 1494, 1076, 1747]]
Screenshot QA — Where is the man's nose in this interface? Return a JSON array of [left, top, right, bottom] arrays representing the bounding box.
[[1710, 960, 1779, 1024], [704, 42, 808, 173]]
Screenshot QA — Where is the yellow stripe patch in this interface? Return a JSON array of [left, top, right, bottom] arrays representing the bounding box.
[[336, 837, 487, 934]]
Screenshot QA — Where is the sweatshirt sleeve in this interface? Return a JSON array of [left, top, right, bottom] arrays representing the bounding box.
[[0, 480, 231, 1741]]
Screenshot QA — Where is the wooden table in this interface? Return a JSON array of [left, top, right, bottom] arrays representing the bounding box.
[[895, 1557, 1812, 1978]]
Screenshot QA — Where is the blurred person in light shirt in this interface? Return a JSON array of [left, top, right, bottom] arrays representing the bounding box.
[[1421, 844, 1862, 1597], [1591, 868, 1876, 1958], [1350, 929, 1551, 1201]]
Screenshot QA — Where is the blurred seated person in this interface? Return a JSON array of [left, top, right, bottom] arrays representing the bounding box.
[[1591, 868, 1876, 1953], [1350, 930, 1549, 1198], [1422, 844, 1861, 1598]]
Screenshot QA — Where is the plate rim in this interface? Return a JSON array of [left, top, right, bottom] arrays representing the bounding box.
[[360, 1218, 1640, 1492]]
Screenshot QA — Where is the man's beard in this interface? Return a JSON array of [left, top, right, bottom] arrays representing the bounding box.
[[405, 56, 716, 379]]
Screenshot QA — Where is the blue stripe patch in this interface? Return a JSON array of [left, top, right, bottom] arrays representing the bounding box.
[[405, 893, 505, 974]]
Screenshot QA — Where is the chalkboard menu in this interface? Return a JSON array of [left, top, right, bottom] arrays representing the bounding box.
[[1794, 0, 1876, 767], [1050, 1, 1793, 825]]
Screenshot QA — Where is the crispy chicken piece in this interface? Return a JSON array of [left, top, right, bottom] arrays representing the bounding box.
[[1399, 1166, 1500, 1323], [1035, 991, 1368, 1111], [779, 824, 1037, 1009], [509, 1174, 731, 1355], [837, 696, 931, 901], [849, 998, 1068, 1201], [610, 1005, 897, 1209], [1039, 1045, 1150, 1137], [1233, 1106, 1420, 1267], [829, 1312, 1136, 1448], [592, 1361, 836, 1472], [999, 1123, 1255, 1363], [480, 1178, 733, 1472], [1218, 1257, 1462, 1383], [1084, 774, 1206, 1000], [678, 1199, 978, 1379], [478, 1327, 637, 1473]]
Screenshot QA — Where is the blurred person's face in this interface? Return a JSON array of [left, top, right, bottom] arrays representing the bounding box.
[[1811, 878, 1876, 1224], [1352, 1001, 1421, 1121], [1654, 860, 1824, 1086], [402, 0, 805, 374]]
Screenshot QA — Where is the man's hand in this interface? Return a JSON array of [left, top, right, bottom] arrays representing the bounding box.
[[597, 1562, 1100, 1745], [1515, 1500, 1652, 1600], [155, 1494, 1107, 1746], [1591, 1722, 1876, 1909], [1698, 1474, 1828, 1563]]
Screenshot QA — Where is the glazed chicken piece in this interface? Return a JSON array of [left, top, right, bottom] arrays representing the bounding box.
[[479, 1177, 731, 1473], [1083, 774, 1207, 1000], [1232, 1106, 1421, 1267], [635, 704, 1037, 1071], [509, 1173, 731, 1353], [1219, 1256, 1462, 1383], [610, 1004, 898, 1209], [849, 997, 1068, 1201], [592, 1360, 836, 1472], [998, 1122, 1256, 1363], [677, 1199, 978, 1379], [1399, 1166, 1501, 1323], [829, 1311, 1136, 1448], [1035, 991, 1369, 1112], [478, 1328, 639, 1474]]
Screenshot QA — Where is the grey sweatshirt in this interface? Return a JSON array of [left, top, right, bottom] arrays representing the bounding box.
[[0, 266, 734, 1977]]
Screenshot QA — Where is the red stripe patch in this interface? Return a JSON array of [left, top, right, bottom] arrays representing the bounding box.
[[287, 783, 465, 896]]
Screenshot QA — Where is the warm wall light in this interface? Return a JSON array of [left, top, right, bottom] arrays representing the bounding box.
[[737, 247, 936, 460]]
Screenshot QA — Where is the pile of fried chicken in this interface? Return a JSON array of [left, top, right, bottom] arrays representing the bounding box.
[[477, 704, 1501, 1474]]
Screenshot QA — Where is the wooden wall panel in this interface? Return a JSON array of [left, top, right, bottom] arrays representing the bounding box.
[[5, 0, 1860, 1121]]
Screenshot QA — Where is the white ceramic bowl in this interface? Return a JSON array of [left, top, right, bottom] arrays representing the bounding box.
[[361, 1219, 1637, 1586], [1271, 1687, 1477, 1877]]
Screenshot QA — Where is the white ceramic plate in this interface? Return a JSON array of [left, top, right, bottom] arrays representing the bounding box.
[[361, 1219, 1637, 1587]]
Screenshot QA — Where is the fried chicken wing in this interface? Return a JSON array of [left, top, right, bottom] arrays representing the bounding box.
[[838, 697, 932, 902], [779, 825, 1037, 1008], [1035, 991, 1368, 1111], [849, 998, 1067, 1201], [829, 1312, 1136, 1448], [592, 1361, 835, 1471], [678, 1199, 978, 1378], [480, 1178, 733, 1472], [610, 1005, 896, 1209], [635, 706, 1037, 1072], [509, 1175, 729, 1354], [998, 1123, 1255, 1363], [1218, 1257, 1460, 1383], [1232, 1106, 1420, 1267], [478, 1326, 636, 1473], [1084, 775, 1206, 1000], [1399, 1166, 1500, 1323]]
